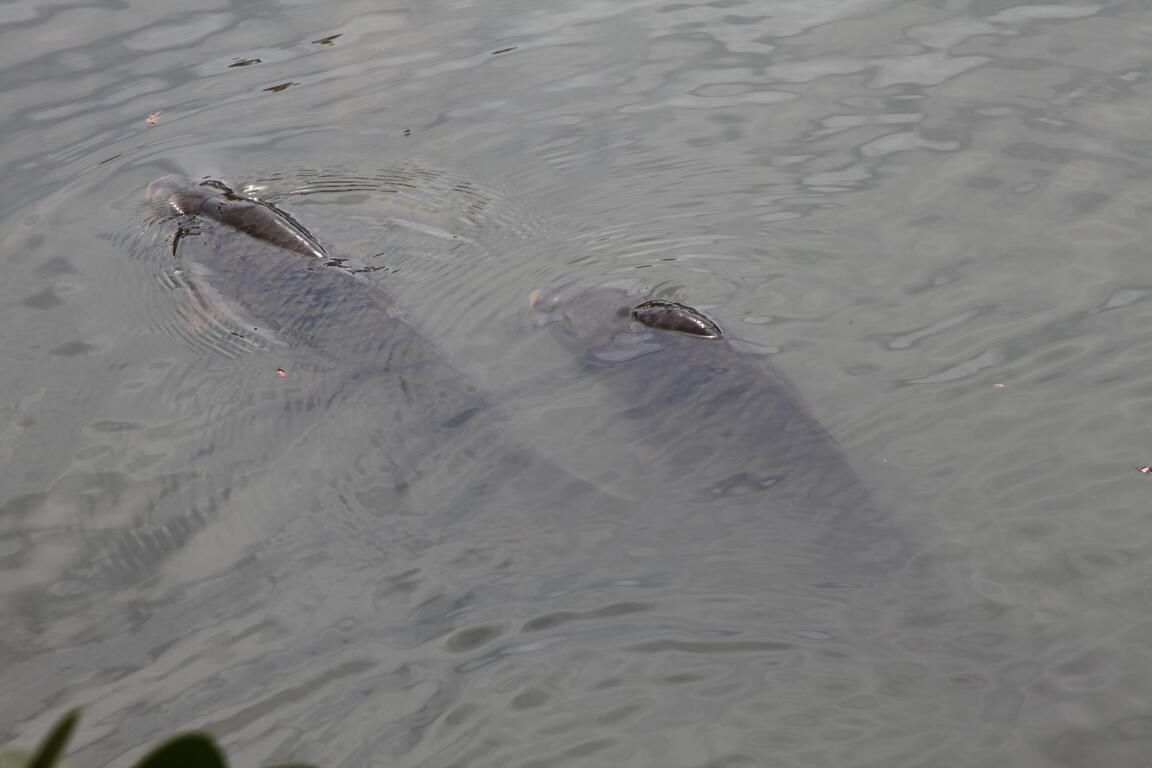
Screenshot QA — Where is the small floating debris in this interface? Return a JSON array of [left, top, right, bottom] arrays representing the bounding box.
[[312, 34, 342, 45], [145, 112, 160, 125], [491, 47, 518, 55], [276, 368, 287, 377], [229, 58, 262, 68], [263, 82, 298, 92]]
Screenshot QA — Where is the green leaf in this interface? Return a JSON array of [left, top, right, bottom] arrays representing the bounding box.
[[131, 733, 227, 768], [0, 747, 34, 768], [27, 710, 80, 768]]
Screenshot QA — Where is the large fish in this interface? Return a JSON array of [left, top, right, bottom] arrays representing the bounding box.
[[147, 174, 492, 436], [531, 283, 912, 581]]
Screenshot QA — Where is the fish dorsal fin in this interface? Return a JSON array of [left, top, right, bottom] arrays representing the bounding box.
[[150, 175, 327, 260], [201, 193, 327, 260], [631, 299, 723, 339]]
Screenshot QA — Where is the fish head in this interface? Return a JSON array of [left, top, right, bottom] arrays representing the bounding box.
[[147, 175, 221, 217], [530, 283, 635, 349]]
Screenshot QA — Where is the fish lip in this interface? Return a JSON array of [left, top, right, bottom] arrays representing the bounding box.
[[530, 281, 573, 307]]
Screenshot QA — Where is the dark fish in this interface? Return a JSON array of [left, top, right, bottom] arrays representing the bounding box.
[[147, 174, 490, 434], [532, 283, 910, 578], [148, 174, 327, 260]]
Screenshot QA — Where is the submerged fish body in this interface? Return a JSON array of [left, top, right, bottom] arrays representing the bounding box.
[[533, 283, 910, 577], [148, 174, 488, 434]]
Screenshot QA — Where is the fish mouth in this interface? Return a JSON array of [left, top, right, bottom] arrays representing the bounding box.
[[528, 288, 556, 326], [528, 282, 576, 325]]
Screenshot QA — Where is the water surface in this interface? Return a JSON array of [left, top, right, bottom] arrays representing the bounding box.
[[3, 1, 1152, 766]]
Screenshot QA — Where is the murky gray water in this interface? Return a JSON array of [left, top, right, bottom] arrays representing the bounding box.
[[4, 1, 1152, 766]]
